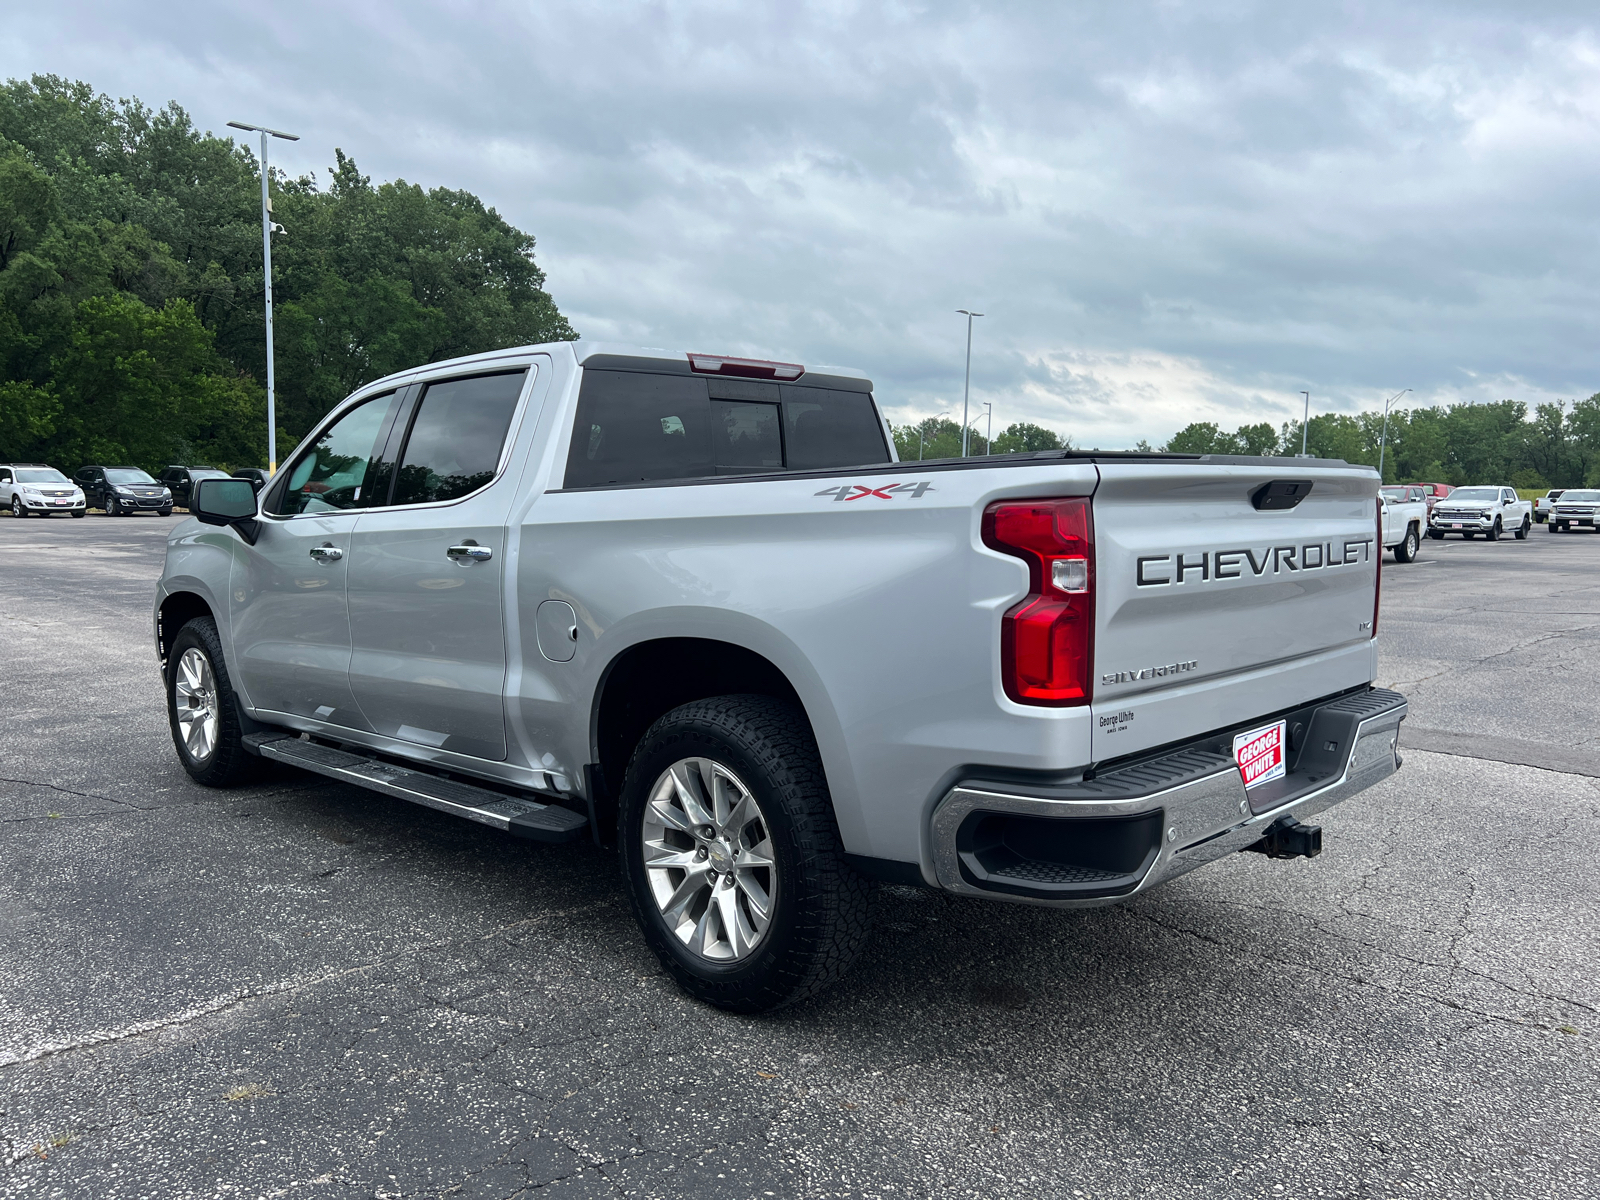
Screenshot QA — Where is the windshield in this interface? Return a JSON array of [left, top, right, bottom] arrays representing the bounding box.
[[1559, 490, 1600, 502], [1446, 487, 1501, 502], [16, 468, 69, 484], [105, 469, 157, 485]]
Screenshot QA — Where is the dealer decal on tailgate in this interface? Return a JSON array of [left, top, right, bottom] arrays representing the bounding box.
[[1233, 720, 1287, 789]]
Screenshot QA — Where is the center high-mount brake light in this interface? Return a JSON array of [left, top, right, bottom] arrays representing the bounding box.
[[687, 354, 804, 381], [982, 497, 1094, 706]]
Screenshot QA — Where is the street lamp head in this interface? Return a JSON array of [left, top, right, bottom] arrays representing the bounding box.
[[227, 120, 300, 142], [956, 309, 984, 318]]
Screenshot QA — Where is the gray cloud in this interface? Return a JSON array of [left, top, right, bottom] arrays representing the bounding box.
[[5, 1, 1598, 444]]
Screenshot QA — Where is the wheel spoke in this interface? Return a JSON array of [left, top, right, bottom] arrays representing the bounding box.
[[739, 836, 776, 870], [643, 840, 701, 871], [721, 792, 756, 839], [734, 869, 772, 927], [716, 883, 751, 957], [688, 902, 716, 956], [647, 797, 696, 836], [660, 864, 710, 923], [669, 762, 714, 827]]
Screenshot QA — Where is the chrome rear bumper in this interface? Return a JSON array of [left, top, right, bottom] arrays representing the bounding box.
[[930, 687, 1407, 907]]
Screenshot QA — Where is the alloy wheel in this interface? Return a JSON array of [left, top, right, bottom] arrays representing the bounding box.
[[641, 757, 778, 962], [10, 497, 22, 518], [173, 647, 219, 763]]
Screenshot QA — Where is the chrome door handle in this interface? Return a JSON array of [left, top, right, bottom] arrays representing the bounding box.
[[447, 544, 493, 562], [309, 544, 343, 561]]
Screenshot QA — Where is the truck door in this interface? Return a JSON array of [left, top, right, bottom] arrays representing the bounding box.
[[230, 390, 404, 727], [344, 369, 532, 763]]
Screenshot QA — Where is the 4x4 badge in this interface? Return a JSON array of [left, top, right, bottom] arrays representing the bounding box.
[[815, 482, 935, 502]]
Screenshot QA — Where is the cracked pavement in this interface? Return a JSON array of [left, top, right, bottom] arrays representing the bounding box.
[[2, 515, 1596, 1199]]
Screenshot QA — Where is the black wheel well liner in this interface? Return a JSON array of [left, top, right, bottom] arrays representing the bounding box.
[[589, 637, 809, 841], [157, 591, 215, 675]]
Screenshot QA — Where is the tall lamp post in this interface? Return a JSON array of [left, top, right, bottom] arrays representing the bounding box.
[[1300, 390, 1311, 456], [228, 120, 300, 476], [982, 401, 993, 455], [918, 411, 949, 461], [1377, 389, 1409, 481], [956, 309, 984, 456]]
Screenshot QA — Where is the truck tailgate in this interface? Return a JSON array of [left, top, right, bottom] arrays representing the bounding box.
[[1091, 461, 1379, 761]]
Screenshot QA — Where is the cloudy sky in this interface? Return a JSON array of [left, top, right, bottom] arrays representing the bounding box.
[[6, 1, 1599, 446]]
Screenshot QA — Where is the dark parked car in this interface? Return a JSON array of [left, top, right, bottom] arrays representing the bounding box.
[[231, 467, 272, 491], [75, 465, 173, 516], [156, 465, 232, 509]]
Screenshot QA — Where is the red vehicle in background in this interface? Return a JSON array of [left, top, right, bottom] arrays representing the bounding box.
[[1409, 482, 1453, 515]]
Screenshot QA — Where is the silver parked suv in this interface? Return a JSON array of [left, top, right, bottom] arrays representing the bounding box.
[[1, 464, 86, 517]]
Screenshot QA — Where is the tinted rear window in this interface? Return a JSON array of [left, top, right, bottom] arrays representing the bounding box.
[[565, 370, 887, 488]]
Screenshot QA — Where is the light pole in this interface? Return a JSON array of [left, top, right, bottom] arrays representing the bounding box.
[[983, 401, 993, 455], [956, 309, 984, 456], [1377, 389, 1409, 481], [918, 411, 949, 461], [1300, 390, 1311, 456], [228, 120, 300, 476]]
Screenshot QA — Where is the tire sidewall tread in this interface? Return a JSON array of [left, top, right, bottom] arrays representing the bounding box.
[[166, 616, 257, 787]]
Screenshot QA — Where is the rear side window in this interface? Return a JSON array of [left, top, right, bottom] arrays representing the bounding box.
[[565, 370, 887, 488], [390, 371, 526, 506]]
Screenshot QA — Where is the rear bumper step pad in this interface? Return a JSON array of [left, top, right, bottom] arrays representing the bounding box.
[[245, 733, 588, 843]]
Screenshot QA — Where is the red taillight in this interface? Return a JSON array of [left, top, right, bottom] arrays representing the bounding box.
[[1373, 497, 1382, 639], [687, 353, 804, 381], [982, 497, 1094, 706]]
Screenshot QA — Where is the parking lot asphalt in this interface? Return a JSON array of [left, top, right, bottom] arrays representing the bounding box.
[[1, 512, 1595, 1200]]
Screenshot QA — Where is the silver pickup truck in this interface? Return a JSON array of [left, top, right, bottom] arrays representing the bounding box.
[[155, 341, 1407, 1011]]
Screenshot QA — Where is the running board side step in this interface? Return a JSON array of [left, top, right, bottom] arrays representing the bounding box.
[[245, 733, 588, 843]]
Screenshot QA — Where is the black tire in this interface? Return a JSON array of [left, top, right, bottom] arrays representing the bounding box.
[[1486, 517, 1501, 541], [1426, 528, 1444, 540], [1515, 517, 1530, 540], [10, 496, 25, 518], [70, 509, 85, 518], [1546, 520, 1557, 533], [104, 495, 118, 517], [619, 695, 874, 1013], [1393, 526, 1418, 563], [159, 507, 172, 517], [166, 617, 258, 786]]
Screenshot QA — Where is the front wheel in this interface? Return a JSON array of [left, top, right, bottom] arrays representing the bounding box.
[[104, 495, 118, 517], [166, 617, 258, 786], [10, 497, 25, 518], [1486, 517, 1501, 541], [1393, 527, 1419, 563], [620, 695, 874, 1013], [1426, 528, 1444, 540], [1515, 517, 1530, 540], [158, 507, 172, 517]]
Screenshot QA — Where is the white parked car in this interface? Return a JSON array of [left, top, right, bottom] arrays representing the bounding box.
[[1427, 486, 1532, 540], [1, 463, 87, 518], [1548, 488, 1600, 533], [1378, 485, 1428, 562]]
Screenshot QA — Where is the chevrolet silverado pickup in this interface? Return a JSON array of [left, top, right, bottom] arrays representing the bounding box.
[[154, 341, 1408, 1011], [1548, 488, 1600, 532], [1427, 486, 1532, 540], [1378, 486, 1427, 562]]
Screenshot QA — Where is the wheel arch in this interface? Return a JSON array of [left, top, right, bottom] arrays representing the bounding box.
[[156, 590, 216, 678], [589, 635, 833, 844]]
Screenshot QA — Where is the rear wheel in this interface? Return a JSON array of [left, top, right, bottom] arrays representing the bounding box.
[[166, 617, 257, 786], [1393, 526, 1419, 563], [620, 694, 874, 1013]]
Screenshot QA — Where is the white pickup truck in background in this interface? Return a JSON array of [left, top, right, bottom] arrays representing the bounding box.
[[156, 340, 1408, 1011], [1379, 485, 1428, 562], [1426, 486, 1533, 540]]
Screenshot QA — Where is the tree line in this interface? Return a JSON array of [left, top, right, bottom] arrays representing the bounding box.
[[0, 75, 575, 473], [894, 399, 1600, 489]]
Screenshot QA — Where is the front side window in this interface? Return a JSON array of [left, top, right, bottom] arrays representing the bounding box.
[[390, 371, 526, 506], [271, 392, 397, 515]]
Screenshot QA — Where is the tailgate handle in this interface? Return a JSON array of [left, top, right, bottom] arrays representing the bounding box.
[[1251, 480, 1314, 511]]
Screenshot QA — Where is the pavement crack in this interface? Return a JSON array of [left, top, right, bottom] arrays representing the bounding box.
[[0, 774, 145, 811]]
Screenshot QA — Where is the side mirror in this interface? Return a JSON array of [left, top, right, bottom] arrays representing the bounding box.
[[193, 477, 261, 545]]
